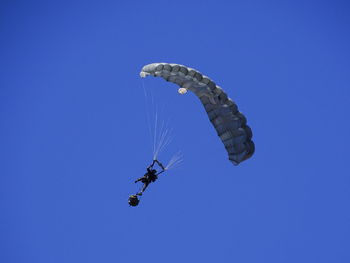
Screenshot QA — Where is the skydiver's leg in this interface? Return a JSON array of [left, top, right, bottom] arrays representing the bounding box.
[[137, 182, 150, 195], [141, 182, 150, 193]]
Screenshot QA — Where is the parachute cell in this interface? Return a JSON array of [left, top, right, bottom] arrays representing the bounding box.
[[140, 63, 255, 165]]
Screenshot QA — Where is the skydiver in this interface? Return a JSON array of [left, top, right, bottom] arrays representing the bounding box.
[[134, 159, 165, 196]]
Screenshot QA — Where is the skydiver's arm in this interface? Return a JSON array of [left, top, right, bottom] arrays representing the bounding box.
[[154, 160, 165, 171], [156, 170, 165, 176], [147, 160, 156, 170]]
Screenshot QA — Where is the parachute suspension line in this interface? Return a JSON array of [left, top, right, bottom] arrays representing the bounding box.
[[154, 120, 173, 160], [152, 110, 174, 160], [165, 151, 184, 170], [153, 109, 158, 159], [142, 79, 174, 160], [142, 80, 154, 157], [150, 90, 158, 159]]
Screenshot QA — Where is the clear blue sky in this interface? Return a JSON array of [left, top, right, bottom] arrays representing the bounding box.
[[1, 1, 350, 262]]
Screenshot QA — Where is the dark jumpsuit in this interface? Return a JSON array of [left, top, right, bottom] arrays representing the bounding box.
[[135, 168, 158, 194]]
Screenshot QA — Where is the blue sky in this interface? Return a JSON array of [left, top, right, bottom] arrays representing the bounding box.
[[1, 1, 350, 262]]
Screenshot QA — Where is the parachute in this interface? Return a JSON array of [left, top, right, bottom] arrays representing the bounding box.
[[140, 63, 254, 165]]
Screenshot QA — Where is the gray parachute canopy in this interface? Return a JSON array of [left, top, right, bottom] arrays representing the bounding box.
[[140, 63, 255, 165]]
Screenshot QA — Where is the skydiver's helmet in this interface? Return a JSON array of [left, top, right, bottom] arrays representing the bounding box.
[[128, 195, 139, 207]]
